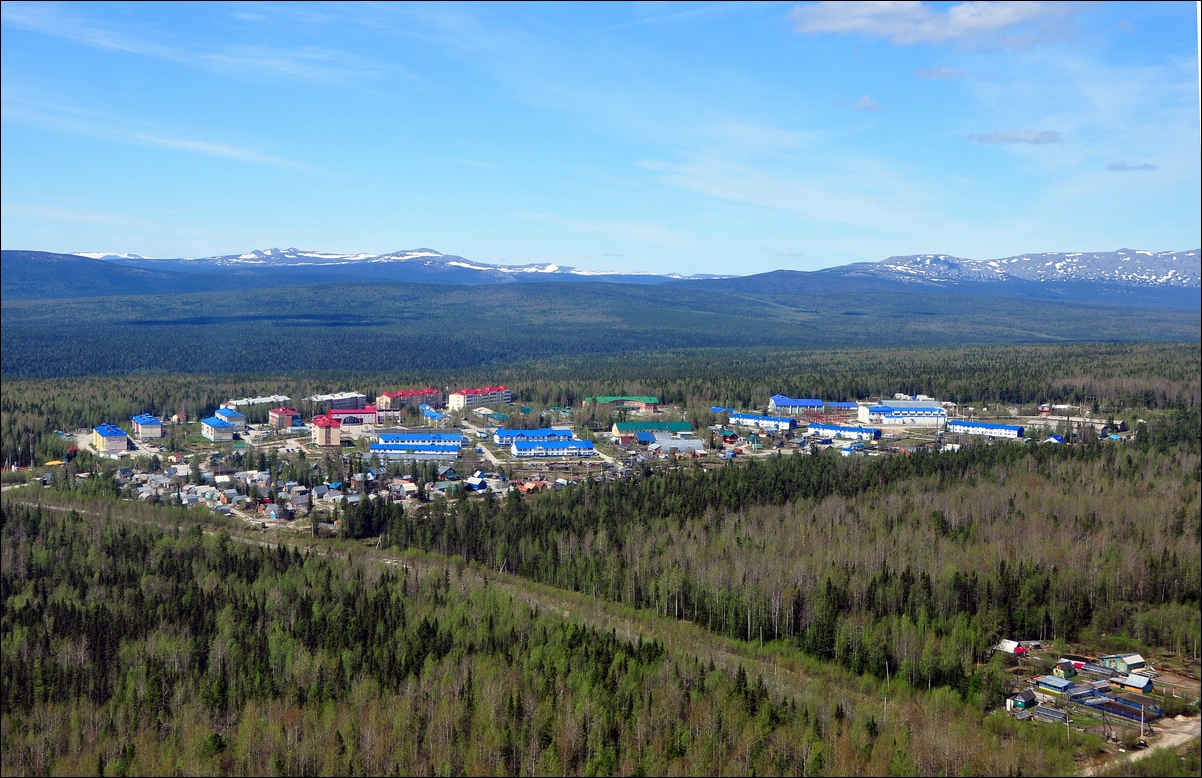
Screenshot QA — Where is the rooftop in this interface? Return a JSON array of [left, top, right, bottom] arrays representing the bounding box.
[[94, 423, 127, 437], [452, 385, 509, 395], [202, 417, 233, 428], [131, 414, 161, 425]]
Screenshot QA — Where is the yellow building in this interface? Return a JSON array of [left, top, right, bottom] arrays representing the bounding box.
[[92, 424, 128, 452]]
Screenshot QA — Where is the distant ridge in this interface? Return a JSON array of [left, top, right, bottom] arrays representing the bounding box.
[[1, 246, 1197, 306]]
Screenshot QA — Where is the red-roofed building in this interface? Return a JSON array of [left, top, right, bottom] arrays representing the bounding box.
[[327, 406, 378, 425], [377, 387, 443, 410], [310, 415, 341, 447], [448, 386, 511, 412], [269, 407, 302, 429]]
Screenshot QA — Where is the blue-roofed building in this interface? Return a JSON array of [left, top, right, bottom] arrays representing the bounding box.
[[493, 428, 574, 446], [215, 407, 247, 431], [378, 432, 464, 447], [635, 431, 657, 444], [728, 413, 796, 432], [807, 423, 881, 441], [369, 443, 460, 462], [825, 401, 859, 410], [710, 406, 733, 414], [92, 424, 129, 452], [130, 414, 163, 439], [510, 440, 596, 458], [1034, 675, 1073, 695], [858, 401, 947, 428], [201, 417, 235, 442], [947, 420, 1025, 439], [767, 395, 824, 416]]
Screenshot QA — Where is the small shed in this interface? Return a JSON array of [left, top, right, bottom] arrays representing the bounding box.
[[1113, 674, 1153, 694]]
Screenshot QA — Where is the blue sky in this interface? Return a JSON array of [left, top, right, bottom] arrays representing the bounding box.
[[2, 1, 1199, 275]]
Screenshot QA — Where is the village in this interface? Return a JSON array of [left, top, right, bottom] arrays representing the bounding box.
[[17, 386, 1201, 764], [991, 640, 1200, 760], [38, 384, 1140, 532]]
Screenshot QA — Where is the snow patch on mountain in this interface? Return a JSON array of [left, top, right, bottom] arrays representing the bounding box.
[[841, 249, 1199, 288]]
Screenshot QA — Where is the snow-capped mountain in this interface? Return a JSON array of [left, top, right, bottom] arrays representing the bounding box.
[[84, 246, 723, 281], [829, 249, 1199, 288]]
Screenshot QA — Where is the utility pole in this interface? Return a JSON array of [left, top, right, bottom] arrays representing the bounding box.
[[884, 660, 889, 725]]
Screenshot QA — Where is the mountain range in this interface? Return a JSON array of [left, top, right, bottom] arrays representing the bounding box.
[[2, 246, 1198, 308]]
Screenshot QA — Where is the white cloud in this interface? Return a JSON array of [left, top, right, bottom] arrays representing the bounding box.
[[0, 3, 381, 83], [1107, 161, 1156, 171], [789, 1, 1078, 48], [967, 130, 1062, 144], [1, 94, 314, 171], [852, 95, 881, 111]]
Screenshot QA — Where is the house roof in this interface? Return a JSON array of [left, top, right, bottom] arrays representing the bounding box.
[[94, 423, 127, 438], [585, 396, 659, 404], [131, 414, 161, 425], [215, 408, 246, 419], [329, 405, 377, 416], [512, 440, 594, 451], [452, 386, 509, 396], [202, 417, 233, 428], [949, 420, 1024, 432], [270, 407, 300, 415], [613, 421, 691, 433], [311, 415, 340, 428], [769, 395, 823, 408], [383, 387, 441, 399]]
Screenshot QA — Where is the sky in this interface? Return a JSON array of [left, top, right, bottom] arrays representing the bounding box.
[[1, 1, 1199, 275]]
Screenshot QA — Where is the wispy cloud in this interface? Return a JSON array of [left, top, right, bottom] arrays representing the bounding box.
[[790, 1, 1079, 49], [915, 67, 995, 80], [0, 2, 381, 83], [852, 95, 880, 111], [967, 130, 1063, 144], [1, 94, 314, 171], [1107, 161, 1156, 171]]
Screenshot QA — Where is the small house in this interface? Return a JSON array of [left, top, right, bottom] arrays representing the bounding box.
[[1006, 689, 1036, 711], [1054, 660, 1078, 679], [1099, 653, 1146, 674], [1035, 675, 1073, 695]]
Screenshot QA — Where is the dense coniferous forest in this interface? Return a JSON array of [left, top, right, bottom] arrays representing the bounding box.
[[0, 503, 1111, 777], [3, 342, 1198, 467], [2, 281, 1198, 378], [374, 413, 1201, 686]]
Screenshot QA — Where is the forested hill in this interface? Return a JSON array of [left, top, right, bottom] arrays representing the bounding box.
[[3, 279, 1198, 378]]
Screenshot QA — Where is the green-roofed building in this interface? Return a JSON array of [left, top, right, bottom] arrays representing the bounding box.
[[586, 396, 659, 412], [612, 421, 691, 436]]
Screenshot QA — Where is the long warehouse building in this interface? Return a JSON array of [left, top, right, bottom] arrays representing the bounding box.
[[728, 413, 796, 432], [807, 423, 881, 441], [493, 428, 574, 445], [510, 440, 595, 458], [947, 420, 1025, 439], [369, 443, 461, 462]]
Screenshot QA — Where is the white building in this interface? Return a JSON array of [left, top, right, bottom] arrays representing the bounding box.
[[947, 420, 1024, 439], [728, 413, 796, 432], [130, 414, 163, 439], [201, 417, 235, 442], [858, 401, 947, 428], [307, 392, 367, 410], [449, 386, 511, 412], [807, 423, 880, 441]]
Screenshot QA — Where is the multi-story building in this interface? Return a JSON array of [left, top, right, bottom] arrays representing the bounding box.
[[214, 407, 247, 431], [493, 428, 574, 446], [310, 415, 341, 447], [946, 420, 1024, 439], [510, 440, 595, 458], [858, 401, 947, 428], [92, 424, 129, 452], [767, 395, 824, 416], [807, 423, 881, 441], [728, 413, 796, 432], [448, 386, 511, 412], [201, 417, 235, 442], [130, 414, 163, 439], [268, 407, 302, 429], [377, 387, 443, 410], [307, 392, 367, 411]]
